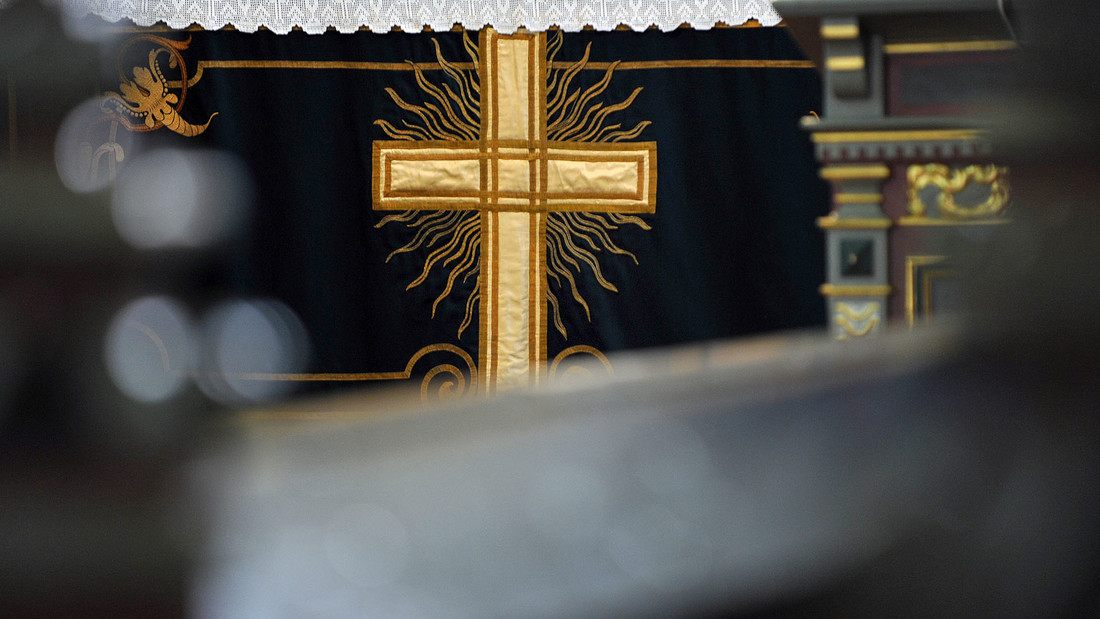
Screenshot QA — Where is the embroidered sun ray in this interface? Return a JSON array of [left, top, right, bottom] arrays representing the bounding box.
[[406, 215, 479, 289], [458, 281, 480, 338], [564, 212, 641, 264], [382, 210, 463, 262], [542, 31, 653, 336], [374, 33, 481, 143]]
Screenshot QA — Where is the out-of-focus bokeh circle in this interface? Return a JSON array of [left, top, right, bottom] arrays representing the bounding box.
[[104, 296, 195, 403], [197, 299, 311, 405], [111, 148, 251, 250], [325, 503, 411, 588]]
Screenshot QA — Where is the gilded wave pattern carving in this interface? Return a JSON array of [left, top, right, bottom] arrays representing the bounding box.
[[60, 0, 781, 34], [834, 302, 881, 339]]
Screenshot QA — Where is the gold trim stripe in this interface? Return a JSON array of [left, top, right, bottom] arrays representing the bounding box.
[[833, 192, 884, 205], [817, 215, 892, 229], [176, 57, 815, 87], [479, 211, 493, 393], [536, 34, 549, 383], [884, 40, 1017, 54], [897, 216, 1011, 227], [485, 27, 498, 393], [820, 284, 892, 297], [825, 55, 865, 71], [812, 129, 982, 143], [820, 24, 859, 40], [190, 59, 815, 71], [819, 164, 891, 180]]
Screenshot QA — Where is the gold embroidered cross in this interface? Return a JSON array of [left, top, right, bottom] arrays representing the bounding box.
[[372, 28, 656, 394]]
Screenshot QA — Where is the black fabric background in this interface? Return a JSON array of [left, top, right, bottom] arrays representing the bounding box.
[[165, 27, 828, 387]]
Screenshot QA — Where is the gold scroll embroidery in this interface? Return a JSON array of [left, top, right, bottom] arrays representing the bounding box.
[[550, 345, 613, 381], [106, 35, 217, 137]]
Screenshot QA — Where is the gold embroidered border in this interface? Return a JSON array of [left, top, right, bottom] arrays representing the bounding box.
[[533, 32, 549, 387], [132, 322, 483, 391], [174, 57, 814, 87], [227, 343, 476, 382]]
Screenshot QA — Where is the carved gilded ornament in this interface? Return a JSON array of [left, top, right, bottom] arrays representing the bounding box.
[[906, 163, 1010, 220]]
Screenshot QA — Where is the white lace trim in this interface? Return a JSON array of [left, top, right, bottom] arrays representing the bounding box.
[[59, 0, 782, 34]]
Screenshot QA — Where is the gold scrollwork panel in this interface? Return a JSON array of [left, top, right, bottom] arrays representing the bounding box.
[[907, 163, 1010, 220]]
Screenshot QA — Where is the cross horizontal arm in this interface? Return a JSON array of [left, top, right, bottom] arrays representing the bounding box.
[[373, 140, 657, 214]]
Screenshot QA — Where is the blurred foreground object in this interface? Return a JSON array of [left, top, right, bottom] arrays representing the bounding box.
[[193, 322, 1099, 617], [0, 1, 194, 615]]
